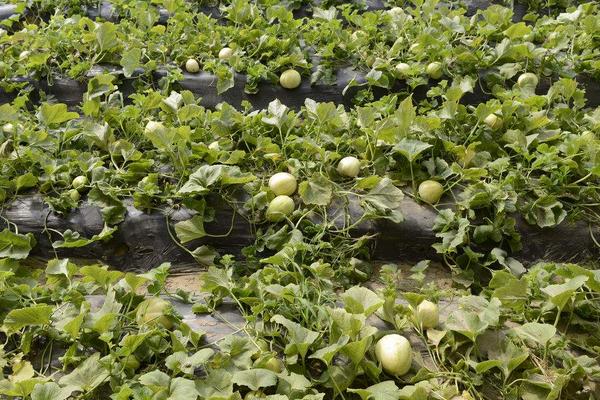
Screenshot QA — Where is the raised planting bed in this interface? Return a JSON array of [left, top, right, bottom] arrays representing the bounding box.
[[3, 63, 600, 111], [0, 0, 518, 24], [2, 194, 597, 271], [8, 68, 600, 110]]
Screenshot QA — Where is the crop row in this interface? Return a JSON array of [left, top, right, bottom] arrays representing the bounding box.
[[1, 1, 599, 108], [1, 76, 598, 271]]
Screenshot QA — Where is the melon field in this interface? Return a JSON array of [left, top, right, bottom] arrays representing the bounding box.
[[0, 0, 600, 399]]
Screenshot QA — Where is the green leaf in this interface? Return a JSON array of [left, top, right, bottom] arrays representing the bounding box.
[[445, 297, 500, 341], [58, 353, 109, 392], [362, 178, 404, 222], [541, 275, 588, 310], [60, 313, 85, 340], [139, 370, 170, 391], [174, 216, 206, 244], [557, 5, 583, 22], [474, 358, 504, 374], [489, 339, 529, 379], [169, 377, 199, 400], [14, 173, 38, 191], [396, 382, 429, 400], [271, 315, 319, 359], [138, 263, 171, 295], [394, 96, 416, 139], [190, 245, 218, 265], [178, 165, 255, 195], [165, 349, 214, 375], [45, 258, 77, 278], [31, 382, 74, 400], [262, 99, 289, 130], [490, 271, 528, 309], [199, 265, 233, 294], [120, 47, 142, 77], [341, 286, 384, 316], [52, 225, 117, 249], [394, 139, 431, 162], [95, 22, 118, 51], [309, 335, 349, 366], [215, 65, 235, 94], [3, 304, 52, 333], [232, 369, 278, 391], [349, 380, 401, 400], [298, 174, 333, 206], [0, 104, 18, 122], [503, 22, 531, 40], [144, 121, 174, 150], [277, 372, 312, 393], [81, 265, 123, 288], [512, 322, 556, 346], [118, 331, 153, 356], [490, 248, 525, 276], [341, 335, 373, 366], [88, 188, 127, 225], [0, 229, 35, 259], [36, 103, 78, 127], [88, 286, 122, 333], [196, 369, 233, 398], [329, 308, 367, 341], [524, 196, 567, 228], [445, 310, 487, 341], [86, 74, 117, 100], [163, 91, 184, 112]]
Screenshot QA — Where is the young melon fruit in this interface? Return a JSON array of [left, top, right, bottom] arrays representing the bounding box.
[[337, 156, 361, 178], [185, 58, 200, 73], [268, 172, 297, 196], [266, 195, 295, 222], [279, 69, 301, 89], [426, 62, 443, 79], [219, 47, 234, 60], [375, 334, 412, 376], [418, 180, 443, 204], [415, 300, 439, 329], [484, 113, 503, 130], [72, 175, 88, 191], [395, 62, 411, 78]]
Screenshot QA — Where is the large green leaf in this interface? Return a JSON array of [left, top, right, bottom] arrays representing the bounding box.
[[169, 377, 199, 400], [341, 286, 384, 316], [174, 216, 206, 244], [120, 47, 142, 77], [58, 353, 109, 392], [31, 383, 74, 400], [362, 178, 404, 222], [0, 229, 35, 260], [512, 322, 556, 346], [178, 165, 255, 195], [298, 174, 333, 206], [165, 349, 214, 375], [87, 188, 127, 225], [445, 297, 500, 341], [52, 225, 117, 249], [3, 304, 52, 333], [95, 22, 118, 51], [541, 275, 588, 310], [232, 369, 278, 391], [363, 178, 404, 210], [309, 335, 349, 366], [394, 138, 432, 162], [349, 380, 402, 400], [36, 103, 78, 127], [271, 315, 320, 359]]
